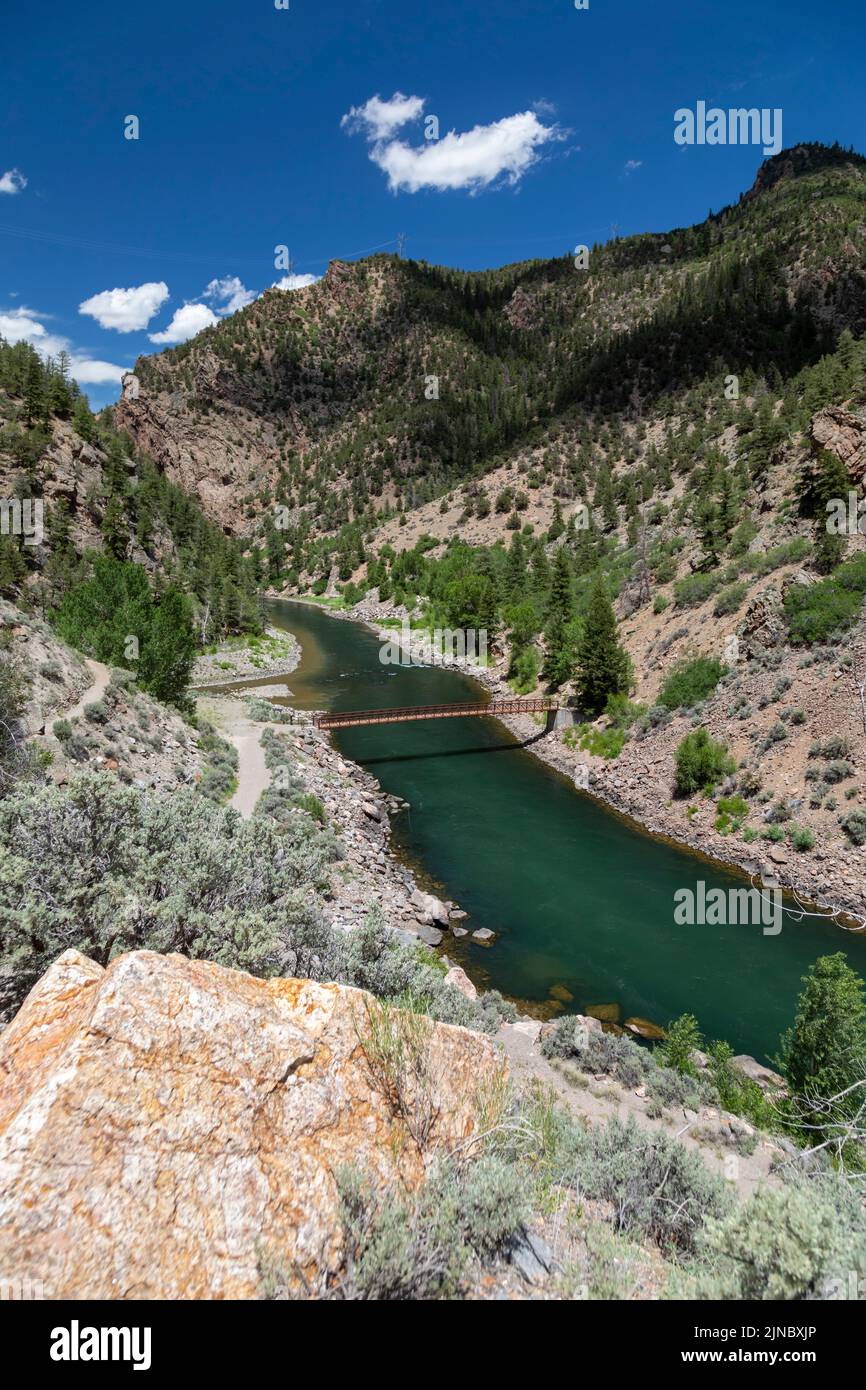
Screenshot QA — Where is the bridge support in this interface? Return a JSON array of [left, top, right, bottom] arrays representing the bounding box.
[[546, 707, 576, 733]]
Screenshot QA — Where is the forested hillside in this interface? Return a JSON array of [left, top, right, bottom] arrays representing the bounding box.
[[115, 142, 866, 578], [0, 338, 262, 639]]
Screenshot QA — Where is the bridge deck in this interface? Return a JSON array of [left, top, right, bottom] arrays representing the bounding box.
[[314, 697, 556, 730]]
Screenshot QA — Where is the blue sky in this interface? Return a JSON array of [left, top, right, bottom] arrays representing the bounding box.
[[2, 0, 864, 407]]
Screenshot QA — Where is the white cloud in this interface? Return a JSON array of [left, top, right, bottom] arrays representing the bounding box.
[[272, 273, 320, 292], [0, 169, 27, 195], [203, 275, 256, 314], [368, 110, 561, 193], [341, 92, 425, 141], [624, 159, 643, 175], [0, 306, 68, 357], [148, 302, 219, 345], [79, 281, 169, 332], [0, 306, 126, 384], [69, 358, 126, 385]]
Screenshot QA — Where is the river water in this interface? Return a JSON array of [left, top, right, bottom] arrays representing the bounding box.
[[257, 598, 866, 1063]]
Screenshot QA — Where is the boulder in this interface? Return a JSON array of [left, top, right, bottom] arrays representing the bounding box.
[[414, 922, 444, 947], [444, 966, 477, 1001], [409, 889, 450, 926], [0, 949, 498, 1300], [731, 1054, 787, 1092], [471, 927, 496, 945]]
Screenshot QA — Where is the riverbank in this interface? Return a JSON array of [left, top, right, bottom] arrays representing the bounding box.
[[293, 591, 866, 933], [191, 625, 301, 689], [196, 683, 470, 948]]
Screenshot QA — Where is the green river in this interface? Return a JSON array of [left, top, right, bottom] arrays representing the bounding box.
[[257, 598, 866, 1064]]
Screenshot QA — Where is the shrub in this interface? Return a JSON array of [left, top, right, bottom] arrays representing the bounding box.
[[294, 791, 326, 824], [657, 1013, 702, 1076], [762, 824, 785, 842], [659, 657, 726, 711], [784, 553, 866, 644], [841, 809, 866, 846], [713, 582, 749, 616], [809, 736, 850, 759], [646, 1064, 715, 1116], [699, 1178, 866, 1300], [0, 774, 513, 1035], [0, 650, 30, 786], [783, 706, 806, 725], [674, 728, 735, 796], [823, 760, 854, 785], [758, 720, 788, 752], [247, 697, 295, 724], [789, 825, 815, 852], [673, 572, 721, 608], [542, 1017, 650, 1089], [707, 1040, 779, 1131], [284, 1154, 526, 1300], [714, 794, 749, 835], [83, 699, 110, 724], [560, 1116, 732, 1252], [575, 724, 626, 759]]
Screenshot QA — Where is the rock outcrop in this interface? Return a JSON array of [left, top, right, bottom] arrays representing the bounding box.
[[810, 404, 866, 484], [0, 950, 499, 1300]]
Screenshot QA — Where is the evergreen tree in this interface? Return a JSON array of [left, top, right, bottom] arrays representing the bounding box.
[[777, 954, 866, 1140], [543, 547, 576, 688], [811, 448, 851, 573], [575, 574, 630, 713]]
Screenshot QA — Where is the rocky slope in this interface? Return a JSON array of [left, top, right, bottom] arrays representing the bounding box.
[[2, 599, 232, 798]]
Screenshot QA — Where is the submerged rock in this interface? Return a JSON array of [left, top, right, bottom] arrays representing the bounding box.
[[472, 927, 496, 945], [586, 1002, 621, 1024], [624, 1017, 666, 1041]]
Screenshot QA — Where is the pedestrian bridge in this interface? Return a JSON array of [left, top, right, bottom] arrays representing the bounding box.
[[313, 697, 563, 730]]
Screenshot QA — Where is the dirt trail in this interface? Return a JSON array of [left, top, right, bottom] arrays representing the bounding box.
[[228, 724, 270, 819], [65, 659, 111, 722]]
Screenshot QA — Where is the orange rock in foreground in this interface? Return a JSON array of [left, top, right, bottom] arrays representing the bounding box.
[[0, 949, 499, 1299]]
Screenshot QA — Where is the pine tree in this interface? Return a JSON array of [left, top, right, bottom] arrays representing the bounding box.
[[575, 574, 630, 714], [23, 355, 45, 427], [777, 954, 866, 1139], [542, 547, 575, 688], [810, 448, 851, 573]]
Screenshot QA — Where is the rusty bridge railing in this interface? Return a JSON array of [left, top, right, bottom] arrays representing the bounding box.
[[313, 697, 558, 730]]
